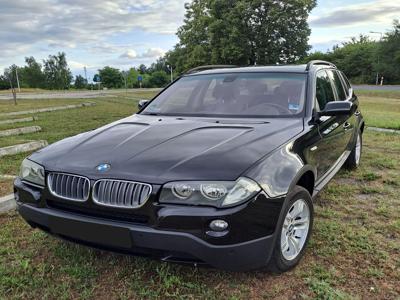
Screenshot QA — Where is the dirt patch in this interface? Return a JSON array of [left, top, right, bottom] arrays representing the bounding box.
[[0, 179, 13, 197]]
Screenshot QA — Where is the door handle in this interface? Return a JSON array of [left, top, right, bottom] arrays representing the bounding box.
[[343, 122, 351, 130]]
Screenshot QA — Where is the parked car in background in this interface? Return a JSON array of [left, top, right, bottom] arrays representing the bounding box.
[[15, 61, 364, 272]]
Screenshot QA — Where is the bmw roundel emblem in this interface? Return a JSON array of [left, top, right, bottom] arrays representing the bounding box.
[[96, 163, 111, 172]]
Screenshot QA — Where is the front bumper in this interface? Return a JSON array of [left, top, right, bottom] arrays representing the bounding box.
[[15, 178, 284, 271], [18, 203, 275, 271]]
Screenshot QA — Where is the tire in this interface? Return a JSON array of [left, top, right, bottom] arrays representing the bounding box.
[[344, 131, 362, 170], [267, 186, 314, 273]]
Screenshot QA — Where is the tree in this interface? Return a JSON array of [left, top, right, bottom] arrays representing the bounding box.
[[126, 68, 140, 88], [43, 52, 73, 89], [3, 64, 20, 89], [21, 57, 45, 88], [148, 71, 169, 87], [74, 75, 88, 89], [171, 0, 316, 73], [378, 20, 400, 84], [98, 66, 123, 88], [0, 75, 9, 90], [138, 64, 148, 74]]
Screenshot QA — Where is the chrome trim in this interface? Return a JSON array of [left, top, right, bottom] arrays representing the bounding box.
[[93, 179, 152, 209], [47, 172, 90, 202], [21, 180, 45, 189]]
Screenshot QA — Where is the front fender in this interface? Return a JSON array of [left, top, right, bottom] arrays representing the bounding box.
[[245, 142, 307, 198]]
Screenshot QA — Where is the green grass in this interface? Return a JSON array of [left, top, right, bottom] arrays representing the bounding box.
[[0, 99, 85, 115], [358, 96, 400, 130], [356, 89, 400, 99], [0, 92, 400, 299]]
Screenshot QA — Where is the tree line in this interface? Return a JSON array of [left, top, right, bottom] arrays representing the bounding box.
[[0, 53, 73, 90], [0, 53, 172, 90], [302, 20, 400, 84]]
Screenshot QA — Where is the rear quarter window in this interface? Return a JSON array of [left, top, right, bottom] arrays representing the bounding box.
[[327, 70, 347, 101]]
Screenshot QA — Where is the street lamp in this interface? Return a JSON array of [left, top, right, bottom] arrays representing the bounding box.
[[369, 31, 383, 85], [166, 64, 173, 83]]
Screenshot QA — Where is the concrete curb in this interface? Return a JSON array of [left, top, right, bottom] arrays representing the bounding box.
[[367, 127, 400, 134], [0, 175, 16, 180], [0, 194, 16, 213], [0, 102, 95, 117], [0, 116, 37, 125], [0, 140, 48, 157], [0, 126, 41, 137]]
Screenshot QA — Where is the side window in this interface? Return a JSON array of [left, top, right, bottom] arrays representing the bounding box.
[[339, 71, 352, 95], [327, 70, 347, 101], [316, 70, 335, 111]]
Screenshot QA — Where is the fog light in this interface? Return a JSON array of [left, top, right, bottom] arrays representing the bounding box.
[[209, 220, 228, 232]]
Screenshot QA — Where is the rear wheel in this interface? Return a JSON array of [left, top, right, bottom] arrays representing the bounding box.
[[267, 186, 313, 273], [344, 131, 362, 169]]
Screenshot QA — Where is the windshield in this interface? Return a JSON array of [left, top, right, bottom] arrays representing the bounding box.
[[141, 72, 307, 118]]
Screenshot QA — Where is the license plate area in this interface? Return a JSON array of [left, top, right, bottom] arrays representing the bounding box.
[[49, 216, 133, 249]]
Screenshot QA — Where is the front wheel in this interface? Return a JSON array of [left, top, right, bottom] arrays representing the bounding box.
[[267, 186, 314, 273], [344, 131, 362, 169]]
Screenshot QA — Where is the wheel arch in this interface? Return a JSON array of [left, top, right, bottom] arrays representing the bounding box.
[[287, 166, 317, 197]]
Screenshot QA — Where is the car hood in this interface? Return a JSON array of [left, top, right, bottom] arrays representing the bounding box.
[[30, 114, 304, 183]]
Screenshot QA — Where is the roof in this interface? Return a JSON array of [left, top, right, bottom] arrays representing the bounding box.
[[186, 65, 308, 76], [185, 61, 336, 76]]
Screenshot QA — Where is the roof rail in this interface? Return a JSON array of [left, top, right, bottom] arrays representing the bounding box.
[[306, 60, 336, 71], [185, 65, 238, 75]]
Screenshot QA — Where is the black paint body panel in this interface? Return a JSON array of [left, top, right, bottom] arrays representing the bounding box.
[[15, 64, 364, 270]]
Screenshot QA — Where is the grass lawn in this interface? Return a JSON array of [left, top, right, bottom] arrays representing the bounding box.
[[0, 99, 86, 115], [0, 91, 399, 299], [0, 131, 398, 299]]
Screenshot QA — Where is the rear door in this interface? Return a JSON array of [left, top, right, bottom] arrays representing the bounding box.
[[326, 69, 355, 152], [310, 70, 347, 179], [338, 71, 360, 151]]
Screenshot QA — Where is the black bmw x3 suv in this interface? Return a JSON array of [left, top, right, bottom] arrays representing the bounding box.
[[15, 61, 364, 272]]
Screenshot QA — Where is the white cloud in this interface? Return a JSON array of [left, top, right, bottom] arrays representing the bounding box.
[[69, 60, 87, 70], [120, 50, 138, 59], [310, 0, 400, 28], [0, 0, 186, 67], [139, 48, 165, 58]]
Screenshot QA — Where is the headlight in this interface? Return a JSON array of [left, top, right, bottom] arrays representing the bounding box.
[[19, 159, 45, 187], [159, 177, 261, 208]]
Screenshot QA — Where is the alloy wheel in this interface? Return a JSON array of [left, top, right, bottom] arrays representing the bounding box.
[[280, 199, 310, 261]]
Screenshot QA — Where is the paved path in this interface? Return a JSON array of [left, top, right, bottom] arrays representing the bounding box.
[[0, 88, 161, 101], [353, 85, 400, 91]]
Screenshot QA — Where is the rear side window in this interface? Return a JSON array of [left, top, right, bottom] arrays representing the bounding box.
[[339, 71, 352, 95], [327, 70, 347, 101], [315, 71, 335, 111]]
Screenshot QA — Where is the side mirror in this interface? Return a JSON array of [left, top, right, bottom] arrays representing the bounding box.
[[138, 99, 150, 110], [320, 101, 353, 117]]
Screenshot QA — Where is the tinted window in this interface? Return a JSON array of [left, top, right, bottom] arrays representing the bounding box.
[[339, 71, 351, 94], [142, 73, 307, 117], [316, 71, 335, 110], [327, 70, 347, 101]]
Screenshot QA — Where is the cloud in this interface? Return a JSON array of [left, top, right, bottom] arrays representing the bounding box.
[[0, 0, 186, 66], [120, 50, 138, 59], [310, 0, 400, 28], [139, 48, 165, 58]]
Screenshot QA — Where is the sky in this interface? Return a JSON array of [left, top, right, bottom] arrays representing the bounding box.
[[0, 0, 398, 81]]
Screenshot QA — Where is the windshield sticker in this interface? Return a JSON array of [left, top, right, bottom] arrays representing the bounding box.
[[289, 103, 300, 110]]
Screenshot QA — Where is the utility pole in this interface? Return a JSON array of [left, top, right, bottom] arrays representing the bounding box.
[[370, 31, 383, 85], [15, 68, 21, 92], [123, 71, 127, 95], [84, 66, 88, 87], [8, 76, 17, 105], [167, 64, 173, 83]]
